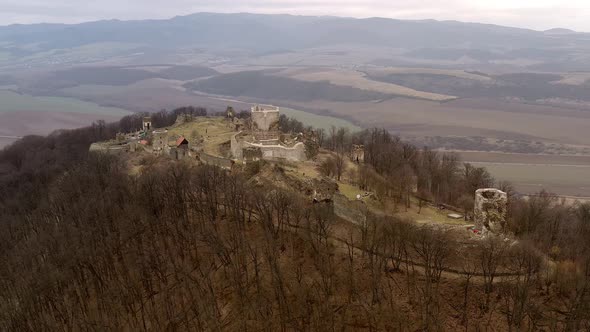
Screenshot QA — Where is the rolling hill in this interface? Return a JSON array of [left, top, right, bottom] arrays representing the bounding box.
[[2, 13, 590, 70]]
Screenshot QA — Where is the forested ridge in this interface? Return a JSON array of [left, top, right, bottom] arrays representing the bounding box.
[[1, 109, 590, 330]]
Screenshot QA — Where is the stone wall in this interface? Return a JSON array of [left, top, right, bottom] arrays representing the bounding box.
[[232, 131, 306, 162], [170, 147, 190, 160], [89, 143, 129, 154], [245, 142, 306, 162], [243, 147, 263, 161]]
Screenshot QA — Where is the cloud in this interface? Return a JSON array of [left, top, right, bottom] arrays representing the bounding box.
[[0, 0, 589, 31]]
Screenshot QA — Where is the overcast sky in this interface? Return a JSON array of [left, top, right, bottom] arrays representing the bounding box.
[[1, 0, 589, 31]]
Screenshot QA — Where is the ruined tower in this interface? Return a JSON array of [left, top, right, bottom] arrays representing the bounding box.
[[251, 105, 280, 141], [152, 130, 169, 153], [351, 144, 365, 163], [474, 188, 508, 233], [142, 117, 152, 132]]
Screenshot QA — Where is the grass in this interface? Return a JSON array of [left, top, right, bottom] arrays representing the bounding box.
[[0, 90, 131, 116], [338, 179, 465, 225], [327, 156, 466, 226], [396, 199, 467, 226], [338, 182, 363, 200], [280, 107, 360, 132]]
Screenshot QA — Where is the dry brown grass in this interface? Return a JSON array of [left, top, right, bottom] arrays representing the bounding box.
[[167, 117, 237, 156]]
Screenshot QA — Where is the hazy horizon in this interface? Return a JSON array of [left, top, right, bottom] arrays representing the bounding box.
[[1, 0, 589, 32]]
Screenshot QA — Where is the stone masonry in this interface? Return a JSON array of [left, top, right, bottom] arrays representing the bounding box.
[[474, 188, 508, 233]]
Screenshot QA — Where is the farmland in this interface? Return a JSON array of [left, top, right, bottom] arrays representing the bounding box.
[[471, 162, 590, 197], [274, 67, 456, 101], [280, 107, 360, 131], [282, 97, 590, 148], [362, 67, 493, 82], [457, 152, 590, 196], [0, 91, 131, 137]]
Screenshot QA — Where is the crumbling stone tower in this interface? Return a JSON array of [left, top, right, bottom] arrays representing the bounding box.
[[142, 117, 152, 132], [351, 144, 365, 163], [474, 188, 508, 233], [152, 130, 169, 153]]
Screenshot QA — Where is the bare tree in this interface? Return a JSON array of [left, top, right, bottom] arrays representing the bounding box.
[[479, 236, 508, 310], [410, 226, 452, 330]]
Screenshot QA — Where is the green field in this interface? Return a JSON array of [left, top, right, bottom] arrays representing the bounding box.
[[280, 107, 361, 132], [0, 91, 131, 116]]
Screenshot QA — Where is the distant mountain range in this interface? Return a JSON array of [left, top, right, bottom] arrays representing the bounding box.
[[1, 13, 590, 71], [2, 13, 589, 51]]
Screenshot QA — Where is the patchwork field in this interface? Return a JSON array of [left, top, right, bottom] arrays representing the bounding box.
[[362, 66, 492, 82], [275, 67, 455, 101], [282, 97, 590, 147], [238, 46, 405, 68]]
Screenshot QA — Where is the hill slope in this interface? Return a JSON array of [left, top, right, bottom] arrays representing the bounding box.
[[2, 13, 590, 70]]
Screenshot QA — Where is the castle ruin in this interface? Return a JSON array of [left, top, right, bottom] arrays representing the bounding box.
[[231, 105, 306, 162]]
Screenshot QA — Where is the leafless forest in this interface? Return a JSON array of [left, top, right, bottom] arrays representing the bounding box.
[[1, 110, 590, 331]]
